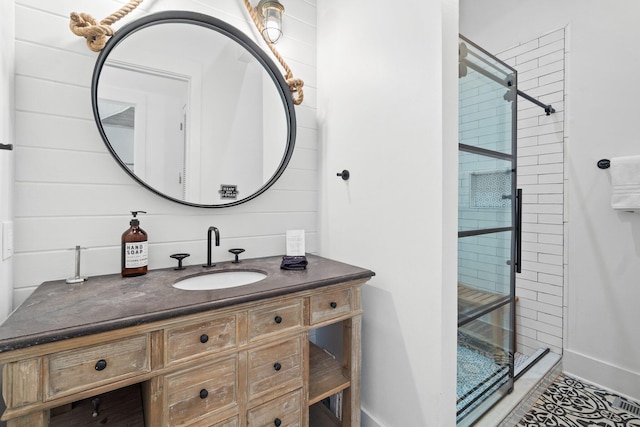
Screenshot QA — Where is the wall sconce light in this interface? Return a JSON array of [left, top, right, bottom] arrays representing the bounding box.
[[256, 0, 284, 44], [242, 0, 303, 105]]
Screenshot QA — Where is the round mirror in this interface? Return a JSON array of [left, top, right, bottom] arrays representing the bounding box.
[[92, 11, 296, 207]]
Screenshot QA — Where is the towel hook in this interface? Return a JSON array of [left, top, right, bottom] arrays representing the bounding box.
[[597, 159, 610, 169], [337, 170, 350, 180]]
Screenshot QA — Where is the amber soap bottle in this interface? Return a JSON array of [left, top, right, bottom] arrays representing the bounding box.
[[121, 211, 148, 277]]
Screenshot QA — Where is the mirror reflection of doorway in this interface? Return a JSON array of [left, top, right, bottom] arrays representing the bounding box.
[[98, 65, 188, 200], [99, 100, 135, 171]]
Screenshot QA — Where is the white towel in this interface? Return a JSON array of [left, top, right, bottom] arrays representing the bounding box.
[[610, 155, 640, 211]]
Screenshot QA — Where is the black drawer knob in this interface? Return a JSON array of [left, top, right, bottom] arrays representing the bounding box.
[[94, 359, 107, 371], [274, 315, 283, 324], [200, 389, 208, 399], [330, 301, 338, 309], [200, 334, 209, 344], [274, 418, 282, 427], [274, 362, 282, 371]]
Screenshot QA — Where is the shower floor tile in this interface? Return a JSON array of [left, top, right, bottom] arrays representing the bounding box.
[[517, 373, 640, 427], [458, 345, 507, 402], [457, 334, 510, 423]]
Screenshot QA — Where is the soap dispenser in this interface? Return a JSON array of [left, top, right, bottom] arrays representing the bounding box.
[[122, 211, 148, 277]]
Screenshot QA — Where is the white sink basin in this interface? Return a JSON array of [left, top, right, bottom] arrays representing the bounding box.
[[173, 271, 267, 291]]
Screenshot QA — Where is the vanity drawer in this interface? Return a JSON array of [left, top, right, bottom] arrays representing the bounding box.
[[247, 336, 302, 400], [166, 314, 236, 365], [166, 356, 238, 426], [188, 415, 238, 427], [248, 299, 303, 342], [247, 389, 302, 427], [45, 334, 150, 400], [310, 287, 353, 324]]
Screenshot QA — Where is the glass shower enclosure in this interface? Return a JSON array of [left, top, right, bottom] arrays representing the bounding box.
[[457, 35, 520, 425]]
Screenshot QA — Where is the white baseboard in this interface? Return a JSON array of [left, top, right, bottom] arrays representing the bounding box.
[[361, 407, 384, 427], [563, 349, 640, 401]]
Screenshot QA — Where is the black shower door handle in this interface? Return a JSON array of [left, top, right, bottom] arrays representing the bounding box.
[[515, 188, 522, 274]]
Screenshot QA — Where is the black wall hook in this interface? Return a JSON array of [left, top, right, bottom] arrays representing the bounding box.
[[337, 170, 350, 180]]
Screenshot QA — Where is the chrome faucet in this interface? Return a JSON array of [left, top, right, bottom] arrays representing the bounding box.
[[203, 226, 220, 268]]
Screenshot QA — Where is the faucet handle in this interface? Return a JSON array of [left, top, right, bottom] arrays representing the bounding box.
[[170, 253, 190, 270], [229, 248, 245, 263]]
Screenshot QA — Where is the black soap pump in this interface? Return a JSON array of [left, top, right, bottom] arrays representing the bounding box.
[[121, 211, 148, 277]]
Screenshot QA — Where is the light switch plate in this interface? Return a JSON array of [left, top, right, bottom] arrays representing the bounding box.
[[2, 221, 13, 260]]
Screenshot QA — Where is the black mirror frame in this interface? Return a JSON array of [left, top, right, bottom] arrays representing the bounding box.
[[91, 10, 297, 208]]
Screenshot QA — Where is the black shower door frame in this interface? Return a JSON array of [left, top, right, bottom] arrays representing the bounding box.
[[457, 34, 521, 425]]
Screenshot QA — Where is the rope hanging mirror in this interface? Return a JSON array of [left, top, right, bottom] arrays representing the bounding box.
[[68, 0, 303, 105], [69, 0, 144, 52]]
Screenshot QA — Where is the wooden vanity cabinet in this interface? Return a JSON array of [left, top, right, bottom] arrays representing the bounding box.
[[0, 279, 365, 426]]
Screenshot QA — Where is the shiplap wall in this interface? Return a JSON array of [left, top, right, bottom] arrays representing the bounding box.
[[12, 0, 317, 308], [499, 28, 566, 356], [1, 1, 15, 322]]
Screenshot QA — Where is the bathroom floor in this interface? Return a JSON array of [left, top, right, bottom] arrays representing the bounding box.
[[517, 373, 640, 427]]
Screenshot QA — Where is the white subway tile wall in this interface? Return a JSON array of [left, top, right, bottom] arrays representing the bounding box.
[[499, 28, 566, 356]]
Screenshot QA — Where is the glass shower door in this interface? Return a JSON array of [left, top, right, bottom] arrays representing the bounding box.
[[457, 35, 519, 425]]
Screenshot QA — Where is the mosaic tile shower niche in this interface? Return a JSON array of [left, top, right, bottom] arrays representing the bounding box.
[[470, 170, 512, 208]]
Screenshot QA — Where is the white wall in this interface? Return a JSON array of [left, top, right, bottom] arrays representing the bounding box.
[[318, 0, 459, 425], [11, 0, 318, 308], [461, 0, 640, 400], [0, 0, 15, 323]]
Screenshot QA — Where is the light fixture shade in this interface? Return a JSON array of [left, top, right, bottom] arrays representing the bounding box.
[[257, 0, 284, 44]]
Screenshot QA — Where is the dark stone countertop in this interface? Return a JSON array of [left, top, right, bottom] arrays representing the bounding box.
[[0, 254, 374, 353]]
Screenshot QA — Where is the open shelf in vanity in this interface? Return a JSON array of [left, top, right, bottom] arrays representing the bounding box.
[[309, 342, 350, 406], [308, 340, 350, 427]]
